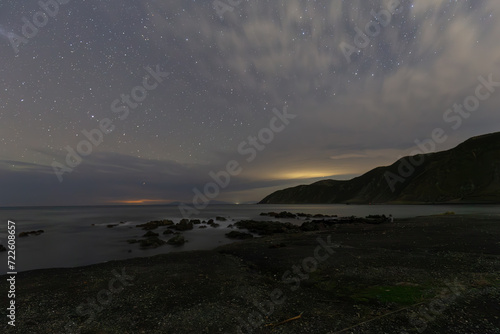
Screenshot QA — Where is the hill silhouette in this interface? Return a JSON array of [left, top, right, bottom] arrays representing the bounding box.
[[259, 132, 500, 204]]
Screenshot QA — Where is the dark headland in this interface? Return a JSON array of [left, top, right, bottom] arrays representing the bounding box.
[[1, 214, 499, 333], [259, 132, 500, 205]]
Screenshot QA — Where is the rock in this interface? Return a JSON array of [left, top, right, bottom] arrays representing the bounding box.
[[227, 224, 234, 228], [190, 219, 201, 224], [163, 229, 174, 235], [167, 235, 186, 246], [300, 221, 320, 231], [225, 231, 253, 239], [19, 230, 44, 237], [275, 211, 297, 219], [208, 219, 214, 224], [175, 220, 193, 231], [143, 231, 159, 237], [0, 245, 6, 252], [199, 225, 207, 229], [136, 219, 174, 230], [211, 223, 220, 228], [259, 211, 296, 219], [139, 237, 167, 249], [107, 224, 118, 228], [127, 239, 138, 244], [215, 216, 227, 221]]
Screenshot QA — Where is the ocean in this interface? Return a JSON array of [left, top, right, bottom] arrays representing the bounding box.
[[1, 204, 499, 274]]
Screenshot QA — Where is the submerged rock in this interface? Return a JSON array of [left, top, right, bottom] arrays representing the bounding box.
[[259, 211, 297, 219], [167, 235, 186, 246], [136, 219, 174, 230], [139, 237, 167, 249], [175, 220, 193, 231]]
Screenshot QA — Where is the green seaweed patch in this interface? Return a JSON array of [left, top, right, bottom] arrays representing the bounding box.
[[350, 285, 427, 305]]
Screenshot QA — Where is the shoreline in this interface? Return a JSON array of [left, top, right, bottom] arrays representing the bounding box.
[[1, 214, 499, 333]]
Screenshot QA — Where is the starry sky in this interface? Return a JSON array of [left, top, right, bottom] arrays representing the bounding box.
[[1, 0, 499, 206]]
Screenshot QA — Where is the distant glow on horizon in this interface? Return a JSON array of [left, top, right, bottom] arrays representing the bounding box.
[[2, 0, 500, 206], [109, 199, 172, 205], [274, 170, 345, 180]]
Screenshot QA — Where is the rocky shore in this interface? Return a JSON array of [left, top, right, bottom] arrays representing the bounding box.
[[1, 214, 499, 333]]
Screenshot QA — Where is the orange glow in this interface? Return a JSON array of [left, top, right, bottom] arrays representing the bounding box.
[[272, 170, 343, 179], [108, 199, 172, 205]]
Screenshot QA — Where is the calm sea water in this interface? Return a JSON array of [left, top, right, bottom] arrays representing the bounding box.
[[0, 204, 499, 274]]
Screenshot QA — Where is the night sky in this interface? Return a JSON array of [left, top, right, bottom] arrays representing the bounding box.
[[1, 0, 499, 206]]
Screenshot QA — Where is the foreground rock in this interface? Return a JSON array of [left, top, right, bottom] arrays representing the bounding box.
[[136, 219, 174, 230], [167, 234, 186, 246], [139, 237, 167, 249], [127, 234, 167, 249], [174, 219, 194, 231]]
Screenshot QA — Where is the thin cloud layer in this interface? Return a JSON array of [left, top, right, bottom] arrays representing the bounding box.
[[0, 0, 499, 205]]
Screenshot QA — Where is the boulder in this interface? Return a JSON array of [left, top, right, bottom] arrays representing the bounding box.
[[175, 220, 193, 231], [139, 237, 167, 249], [136, 219, 174, 230], [143, 231, 159, 237], [167, 235, 186, 246], [215, 216, 227, 221], [300, 221, 320, 231]]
